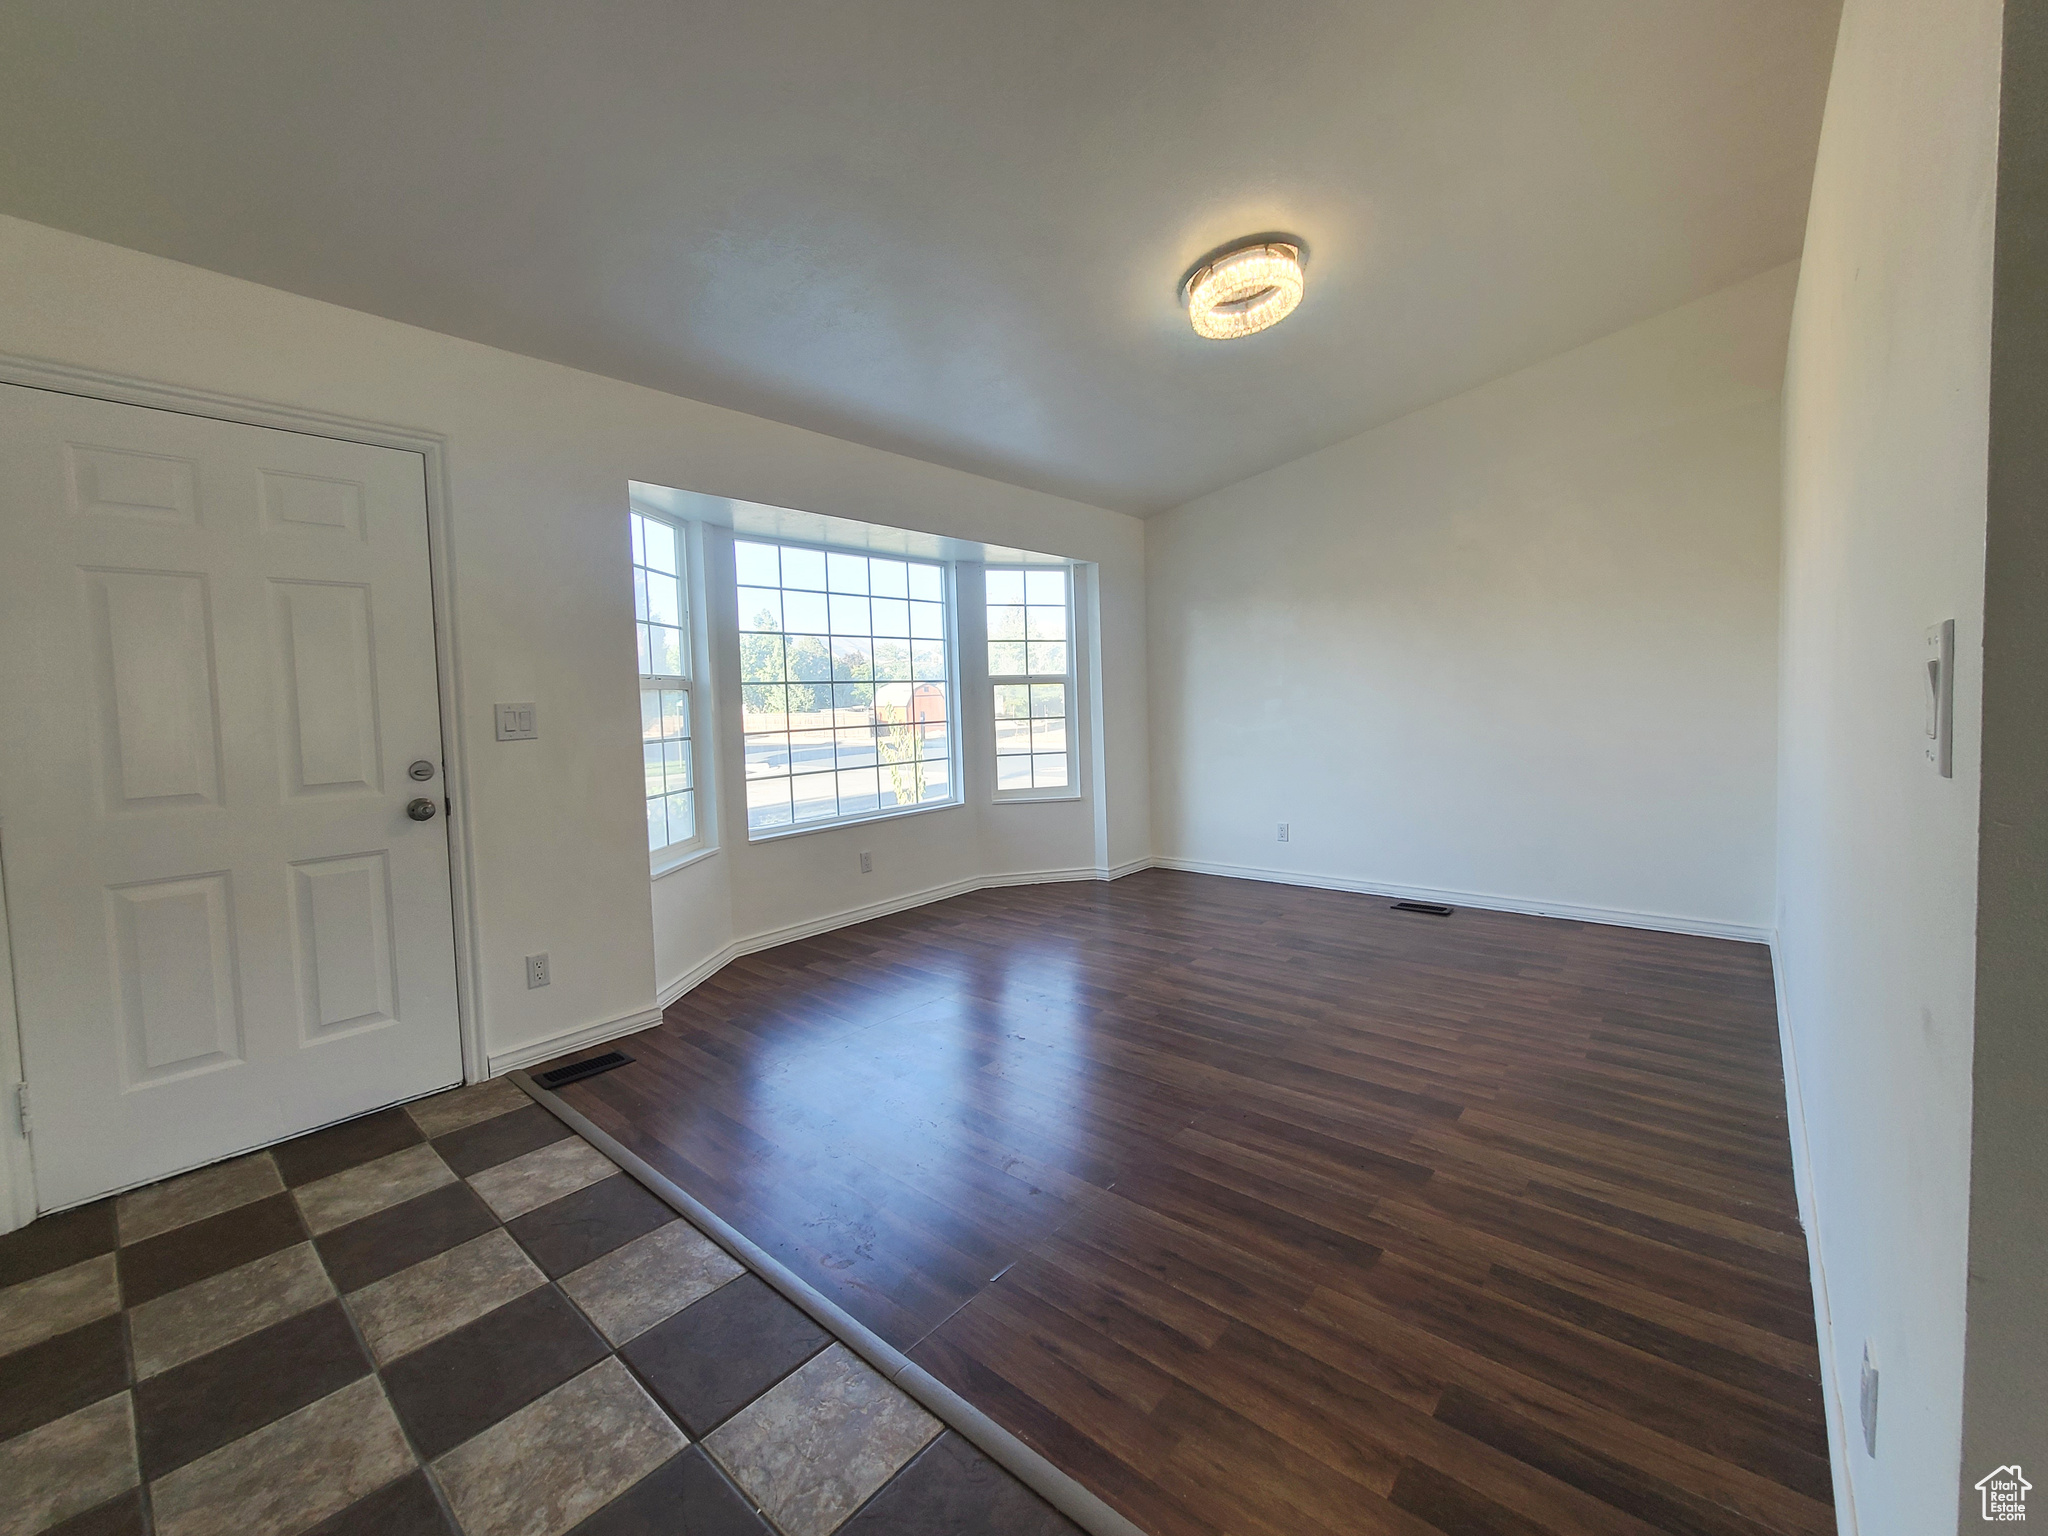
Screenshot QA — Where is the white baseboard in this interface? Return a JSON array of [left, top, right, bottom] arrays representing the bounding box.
[[1149, 856, 1772, 943], [654, 860, 1154, 1012], [1771, 936, 1859, 1536], [486, 1007, 664, 1076]]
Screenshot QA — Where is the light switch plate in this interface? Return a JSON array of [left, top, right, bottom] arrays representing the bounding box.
[[496, 703, 539, 741], [1924, 621, 1953, 778]]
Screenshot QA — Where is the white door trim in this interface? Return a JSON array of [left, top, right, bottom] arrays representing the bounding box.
[[0, 353, 484, 1219]]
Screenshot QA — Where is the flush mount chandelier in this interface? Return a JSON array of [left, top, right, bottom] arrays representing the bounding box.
[[1181, 238, 1306, 340]]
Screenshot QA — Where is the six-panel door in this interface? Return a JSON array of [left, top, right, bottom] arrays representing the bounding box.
[[0, 385, 462, 1210]]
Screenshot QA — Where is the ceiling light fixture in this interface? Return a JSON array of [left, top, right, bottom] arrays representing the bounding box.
[[1180, 238, 1306, 340]]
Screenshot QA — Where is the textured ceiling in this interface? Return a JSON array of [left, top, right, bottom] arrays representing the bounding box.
[[0, 1, 1840, 513]]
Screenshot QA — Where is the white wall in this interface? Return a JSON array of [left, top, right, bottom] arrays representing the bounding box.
[[1774, 0, 2002, 1529], [1147, 265, 1792, 936], [0, 215, 1149, 1097]]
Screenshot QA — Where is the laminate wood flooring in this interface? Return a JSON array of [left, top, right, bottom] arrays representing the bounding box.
[[542, 869, 1831, 1536]]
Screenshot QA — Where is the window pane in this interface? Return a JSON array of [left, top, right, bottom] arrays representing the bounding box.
[[995, 717, 1032, 753], [745, 734, 788, 779], [1026, 641, 1066, 675], [826, 553, 869, 593], [1030, 683, 1065, 718], [747, 777, 793, 830], [649, 625, 684, 678], [910, 601, 945, 639], [743, 684, 787, 726], [881, 760, 923, 806], [908, 563, 943, 602], [787, 683, 832, 730], [781, 547, 827, 590], [664, 739, 692, 792], [783, 590, 829, 633], [646, 795, 666, 850], [911, 684, 946, 722], [870, 597, 910, 637], [642, 519, 677, 575], [741, 633, 786, 682], [661, 689, 689, 740], [631, 514, 645, 567], [918, 723, 949, 761], [874, 681, 913, 719], [665, 789, 696, 843], [644, 743, 666, 797], [872, 641, 912, 681], [920, 758, 952, 801], [988, 605, 1026, 641], [641, 688, 661, 740], [836, 766, 881, 814], [831, 638, 873, 681], [985, 569, 1024, 605], [996, 754, 1032, 791], [912, 641, 947, 681], [633, 569, 649, 623], [789, 729, 836, 774], [1026, 604, 1065, 641], [793, 772, 837, 821], [636, 625, 651, 676], [989, 640, 1026, 675], [646, 571, 681, 627], [738, 588, 783, 632], [828, 594, 871, 635], [877, 721, 917, 764], [832, 682, 875, 722], [870, 559, 908, 598], [1033, 753, 1069, 789], [1025, 570, 1066, 605], [734, 540, 780, 586], [1031, 717, 1066, 753], [994, 685, 1029, 719], [787, 635, 833, 682], [835, 727, 877, 768]]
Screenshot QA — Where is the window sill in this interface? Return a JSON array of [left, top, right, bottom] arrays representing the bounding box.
[[993, 789, 1083, 805], [652, 844, 720, 881], [745, 796, 964, 844]]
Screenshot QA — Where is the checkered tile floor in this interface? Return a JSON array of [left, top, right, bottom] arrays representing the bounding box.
[[0, 1080, 1081, 1536]]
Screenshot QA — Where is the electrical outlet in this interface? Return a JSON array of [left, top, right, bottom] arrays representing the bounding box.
[[1859, 1342, 1879, 1456], [1277, 823, 1289, 843], [526, 952, 550, 990], [859, 851, 873, 874]]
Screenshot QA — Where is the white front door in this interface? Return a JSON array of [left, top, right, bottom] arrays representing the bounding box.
[[0, 385, 462, 1210]]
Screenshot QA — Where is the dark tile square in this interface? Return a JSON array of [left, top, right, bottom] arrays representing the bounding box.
[[0, 1315, 127, 1441], [135, 1300, 371, 1479], [118, 1191, 306, 1307], [45, 1490, 147, 1536], [508, 1172, 674, 1278], [619, 1273, 828, 1436], [382, 1284, 607, 1459], [570, 1449, 772, 1535], [305, 1470, 455, 1535], [839, 1432, 1081, 1536], [0, 1200, 116, 1287], [315, 1180, 500, 1294], [433, 1103, 574, 1178], [273, 1107, 425, 1187]]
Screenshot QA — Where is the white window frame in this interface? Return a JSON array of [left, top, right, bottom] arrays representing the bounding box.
[[632, 507, 708, 869], [986, 563, 1080, 802], [734, 535, 962, 841]]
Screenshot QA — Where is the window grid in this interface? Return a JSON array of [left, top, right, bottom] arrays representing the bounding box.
[[632, 512, 698, 855], [986, 566, 1074, 794], [736, 539, 955, 836]]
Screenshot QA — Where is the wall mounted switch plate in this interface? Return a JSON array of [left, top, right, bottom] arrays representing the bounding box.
[[496, 703, 539, 741], [1924, 621, 1953, 778]]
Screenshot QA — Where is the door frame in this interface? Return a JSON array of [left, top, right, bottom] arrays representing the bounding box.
[[0, 352, 485, 1230]]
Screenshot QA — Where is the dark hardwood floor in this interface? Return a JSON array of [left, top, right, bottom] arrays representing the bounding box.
[[543, 869, 1833, 1536]]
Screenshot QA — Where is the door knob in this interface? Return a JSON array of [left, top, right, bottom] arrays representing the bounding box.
[[406, 798, 438, 822]]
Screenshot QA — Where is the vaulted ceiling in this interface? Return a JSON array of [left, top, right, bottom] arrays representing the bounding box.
[[0, 1, 1840, 513]]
